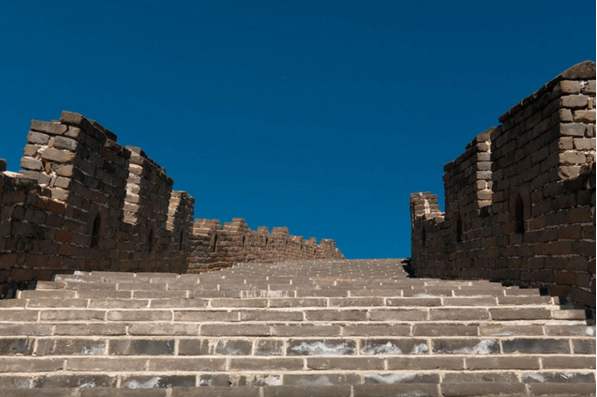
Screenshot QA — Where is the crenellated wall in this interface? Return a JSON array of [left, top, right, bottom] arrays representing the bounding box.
[[188, 218, 344, 271], [410, 61, 596, 310], [0, 111, 195, 297]]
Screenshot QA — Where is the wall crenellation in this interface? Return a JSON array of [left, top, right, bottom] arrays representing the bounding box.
[[410, 61, 596, 310], [188, 218, 343, 271], [0, 111, 197, 296], [0, 110, 343, 295]]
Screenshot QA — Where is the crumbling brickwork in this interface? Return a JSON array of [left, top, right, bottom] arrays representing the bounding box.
[[0, 111, 195, 297], [410, 61, 596, 310], [189, 218, 343, 271]]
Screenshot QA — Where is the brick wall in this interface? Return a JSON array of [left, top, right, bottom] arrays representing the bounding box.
[[189, 218, 344, 271], [410, 61, 596, 310], [0, 111, 195, 297]]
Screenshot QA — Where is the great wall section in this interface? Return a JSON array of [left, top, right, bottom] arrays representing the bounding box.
[[410, 61, 596, 313], [0, 61, 593, 396]]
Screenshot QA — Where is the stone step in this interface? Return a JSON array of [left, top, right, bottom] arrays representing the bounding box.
[[0, 322, 592, 337], [0, 308, 585, 324], [0, 336, 592, 356], [0, 372, 594, 394], [0, 354, 594, 371], [0, 259, 592, 395], [0, 322, 591, 338], [26, 286, 547, 299], [7, 295, 562, 308], [1, 384, 596, 396]]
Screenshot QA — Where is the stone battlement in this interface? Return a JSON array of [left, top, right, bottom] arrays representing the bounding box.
[[188, 218, 343, 271], [0, 111, 343, 297], [410, 61, 596, 310], [0, 111, 196, 297]]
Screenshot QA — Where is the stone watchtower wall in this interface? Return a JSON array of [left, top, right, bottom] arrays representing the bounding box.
[[188, 218, 344, 271], [0, 111, 195, 297], [410, 61, 596, 310]]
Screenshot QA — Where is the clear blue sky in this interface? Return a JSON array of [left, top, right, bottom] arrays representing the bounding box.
[[1, 1, 594, 258]]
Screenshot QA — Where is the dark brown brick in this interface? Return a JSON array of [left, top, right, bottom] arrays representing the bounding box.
[[121, 375, 195, 388], [502, 338, 570, 354], [441, 382, 526, 397], [108, 339, 174, 355], [263, 386, 351, 397], [229, 357, 303, 370], [466, 356, 540, 369], [387, 356, 464, 370], [147, 358, 226, 371], [353, 384, 439, 397]]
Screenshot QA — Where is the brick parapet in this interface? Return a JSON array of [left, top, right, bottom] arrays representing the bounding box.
[[188, 218, 343, 272], [0, 111, 195, 296], [410, 61, 596, 310]]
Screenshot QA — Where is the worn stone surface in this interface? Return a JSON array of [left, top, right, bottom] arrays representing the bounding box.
[[0, 259, 591, 395]]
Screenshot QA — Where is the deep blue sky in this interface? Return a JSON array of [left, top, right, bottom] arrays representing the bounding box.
[[1, 1, 594, 258]]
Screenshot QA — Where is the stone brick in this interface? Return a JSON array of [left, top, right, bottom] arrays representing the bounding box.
[[0, 357, 64, 372], [0, 338, 34, 355], [108, 339, 174, 355], [441, 382, 526, 396], [542, 356, 596, 369], [572, 339, 596, 354], [201, 324, 271, 336], [353, 384, 439, 397], [306, 357, 384, 370], [429, 308, 489, 320], [30, 120, 68, 135], [387, 356, 464, 370], [413, 323, 478, 336], [120, 375, 195, 388], [40, 147, 75, 163], [272, 324, 341, 337], [33, 374, 117, 388], [20, 157, 43, 171], [360, 338, 429, 355], [66, 357, 147, 372], [369, 308, 428, 321], [27, 131, 50, 145], [286, 339, 356, 355], [501, 338, 570, 354], [305, 310, 367, 321], [263, 386, 351, 397], [431, 339, 499, 354], [35, 339, 106, 355], [228, 357, 303, 370], [466, 356, 540, 369], [255, 339, 284, 356], [147, 358, 226, 371]]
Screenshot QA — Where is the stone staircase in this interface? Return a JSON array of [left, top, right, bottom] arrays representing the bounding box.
[[0, 259, 594, 396]]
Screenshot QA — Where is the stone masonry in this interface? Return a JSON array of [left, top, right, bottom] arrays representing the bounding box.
[[0, 111, 342, 297], [410, 61, 596, 311], [0, 62, 593, 396], [0, 259, 593, 396], [189, 218, 343, 272], [0, 111, 195, 298]]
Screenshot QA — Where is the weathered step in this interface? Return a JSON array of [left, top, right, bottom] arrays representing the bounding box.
[[0, 321, 592, 337], [0, 306, 585, 324], [0, 371, 594, 393], [2, 383, 596, 396], [0, 335, 592, 356], [6, 295, 563, 310]]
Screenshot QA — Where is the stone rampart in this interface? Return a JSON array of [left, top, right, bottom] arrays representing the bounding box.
[[189, 218, 343, 271], [410, 61, 596, 310], [0, 111, 195, 297]]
